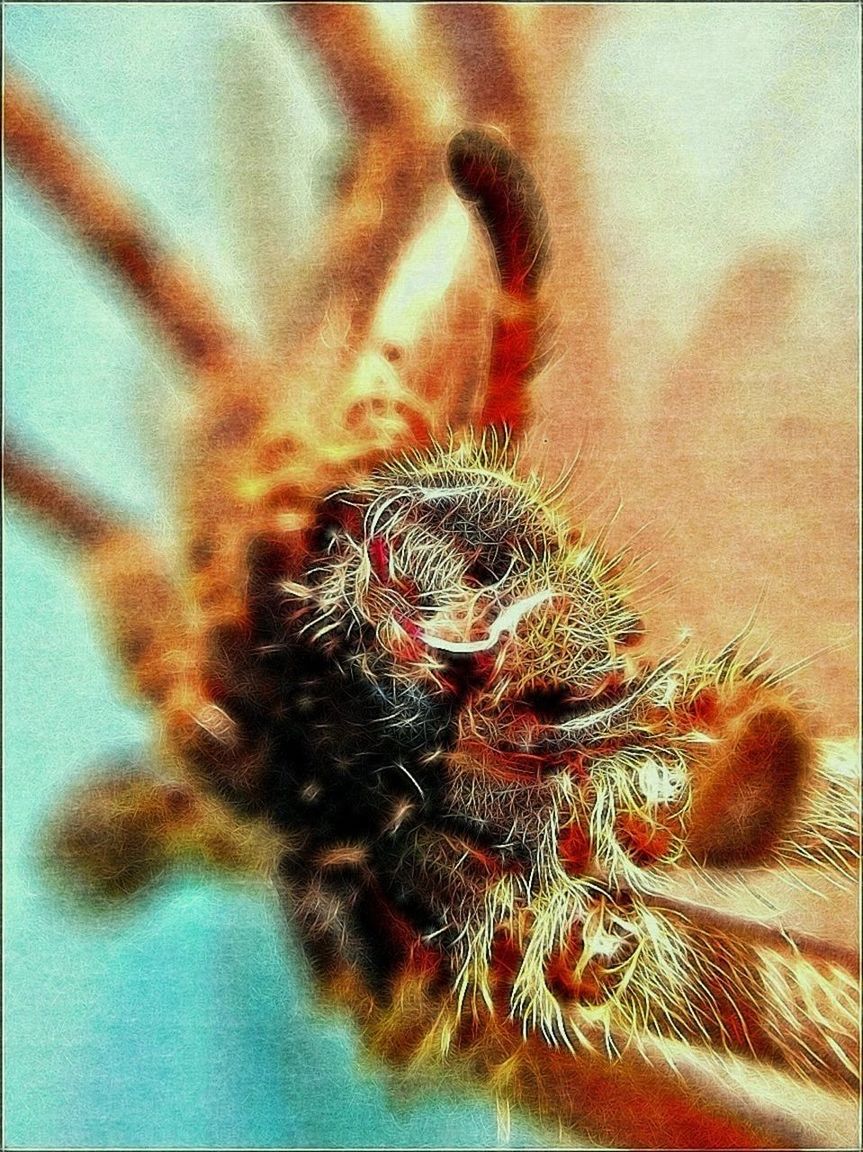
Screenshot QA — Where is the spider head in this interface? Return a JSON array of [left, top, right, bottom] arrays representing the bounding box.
[[264, 431, 817, 906], [297, 437, 641, 722]]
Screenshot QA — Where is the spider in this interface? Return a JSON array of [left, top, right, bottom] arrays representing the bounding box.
[[4, 5, 859, 1150]]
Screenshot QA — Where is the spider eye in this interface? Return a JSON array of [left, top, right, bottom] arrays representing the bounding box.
[[512, 678, 629, 725], [309, 495, 364, 553], [463, 548, 513, 587], [513, 682, 575, 722]]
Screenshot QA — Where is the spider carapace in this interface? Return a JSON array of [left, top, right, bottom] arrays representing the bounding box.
[[4, 8, 859, 1151]]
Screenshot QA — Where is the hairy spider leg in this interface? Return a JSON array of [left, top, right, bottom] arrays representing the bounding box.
[[2, 446, 282, 891], [4, 70, 246, 381], [448, 129, 550, 436], [315, 937, 800, 1150], [634, 897, 860, 1087]]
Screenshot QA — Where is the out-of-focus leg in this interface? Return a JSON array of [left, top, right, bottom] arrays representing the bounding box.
[[5, 442, 190, 707], [423, 4, 538, 154], [332, 954, 802, 1150], [4, 65, 293, 621], [278, 4, 445, 356], [4, 67, 253, 382]]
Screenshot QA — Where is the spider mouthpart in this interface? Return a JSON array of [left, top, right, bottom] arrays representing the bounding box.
[[228, 432, 857, 1095]]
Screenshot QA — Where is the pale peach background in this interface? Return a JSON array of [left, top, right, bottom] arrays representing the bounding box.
[[360, 3, 859, 735], [516, 4, 859, 741]]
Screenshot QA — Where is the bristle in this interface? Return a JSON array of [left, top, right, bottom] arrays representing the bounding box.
[[277, 437, 856, 1083]]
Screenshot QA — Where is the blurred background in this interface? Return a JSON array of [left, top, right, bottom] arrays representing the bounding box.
[[4, 3, 858, 1148]]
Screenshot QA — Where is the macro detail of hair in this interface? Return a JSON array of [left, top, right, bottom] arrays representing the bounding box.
[[4, 4, 859, 1151]]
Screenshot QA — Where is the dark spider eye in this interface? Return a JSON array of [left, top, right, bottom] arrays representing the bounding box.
[[514, 683, 575, 722], [309, 495, 364, 554], [463, 544, 515, 587], [464, 556, 503, 586], [513, 679, 629, 724]]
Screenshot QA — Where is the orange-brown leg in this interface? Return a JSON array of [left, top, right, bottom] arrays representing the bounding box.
[[272, 6, 558, 453], [242, 5, 468, 468], [479, 7, 616, 458], [447, 128, 550, 435], [423, 4, 539, 155], [5, 444, 239, 794], [620, 897, 861, 1090], [478, 1021, 797, 1150], [5, 441, 189, 707], [417, 7, 554, 437], [329, 952, 801, 1149], [41, 762, 283, 907], [6, 441, 214, 756], [6, 441, 286, 872], [4, 64, 283, 614], [278, 4, 445, 359], [4, 64, 358, 820], [4, 67, 250, 383]]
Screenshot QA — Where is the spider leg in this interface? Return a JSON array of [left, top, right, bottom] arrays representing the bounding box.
[[434, 6, 617, 443], [41, 762, 283, 906], [6, 440, 288, 865], [5, 438, 117, 548], [314, 930, 804, 1149], [630, 896, 860, 1091], [448, 128, 550, 435], [469, 7, 616, 452], [279, 4, 444, 357], [675, 679, 859, 877], [396, 7, 547, 437], [5, 65, 376, 815], [267, 8, 562, 455], [6, 60, 352, 665], [3, 64, 290, 617], [770, 738, 860, 874], [5, 441, 189, 708], [233, 4, 504, 477], [423, 5, 539, 160], [5, 441, 209, 749], [4, 67, 252, 383], [468, 1014, 799, 1150]]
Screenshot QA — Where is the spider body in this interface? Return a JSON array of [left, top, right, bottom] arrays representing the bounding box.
[[4, 5, 859, 1150]]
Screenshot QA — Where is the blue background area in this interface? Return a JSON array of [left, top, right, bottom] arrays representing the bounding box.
[[3, 5, 551, 1148]]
